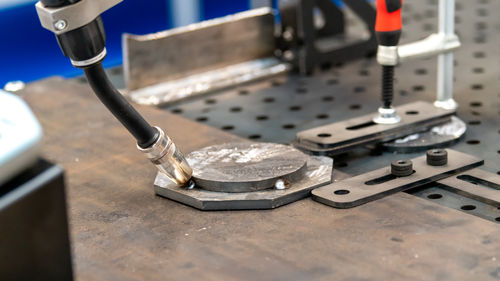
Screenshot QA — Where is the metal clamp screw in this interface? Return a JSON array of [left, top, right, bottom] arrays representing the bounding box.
[[53, 19, 67, 31]]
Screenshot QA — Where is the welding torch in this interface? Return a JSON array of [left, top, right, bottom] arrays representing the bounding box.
[[373, 0, 403, 124], [35, 0, 193, 186]]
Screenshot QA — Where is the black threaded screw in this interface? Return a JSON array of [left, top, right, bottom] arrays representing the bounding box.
[[382, 65, 395, 108]]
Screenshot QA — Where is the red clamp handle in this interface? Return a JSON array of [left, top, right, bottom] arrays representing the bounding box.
[[375, 0, 403, 46]]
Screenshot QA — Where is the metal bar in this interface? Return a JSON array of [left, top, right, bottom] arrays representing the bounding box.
[[408, 184, 500, 223], [251, 0, 272, 8], [123, 8, 276, 91], [293, 101, 455, 155], [311, 149, 483, 208], [434, 0, 458, 110], [170, 0, 200, 27], [437, 169, 500, 207]]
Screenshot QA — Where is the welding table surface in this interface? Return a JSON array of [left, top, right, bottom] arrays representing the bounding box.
[[19, 78, 500, 281]]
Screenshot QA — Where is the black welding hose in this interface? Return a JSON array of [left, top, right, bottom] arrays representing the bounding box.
[[40, 0, 80, 7], [83, 63, 159, 148]]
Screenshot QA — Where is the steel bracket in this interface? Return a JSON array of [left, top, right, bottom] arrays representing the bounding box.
[[123, 8, 290, 106], [278, 0, 377, 74]]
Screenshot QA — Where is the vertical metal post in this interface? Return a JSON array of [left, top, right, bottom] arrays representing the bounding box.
[[434, 0, 458, 110], [251, 0, 272, 8], [171, 0, 201, 27]]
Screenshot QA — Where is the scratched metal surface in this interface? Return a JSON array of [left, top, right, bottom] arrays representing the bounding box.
[[22, 0, 500, 280], [153, 0, 498, 171], [24, 77, 500, 281], [94, 0, 500, 220], [186, 142, 308, 192], [125, 0, 500, 220]]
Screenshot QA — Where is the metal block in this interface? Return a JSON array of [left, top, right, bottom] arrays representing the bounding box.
[[154, 155, 333, 210], [293, 101, 455, 155], [123, 8, 289, 106], [0, 159, 73, 280], [312, 149, 483, 208]]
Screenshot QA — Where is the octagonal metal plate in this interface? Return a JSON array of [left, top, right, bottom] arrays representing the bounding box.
[[154, 155, 333, 210]]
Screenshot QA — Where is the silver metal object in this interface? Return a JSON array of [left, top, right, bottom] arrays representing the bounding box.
[[293, 101, 455, 155], [435, 0, 458, 110], [274, 179, 286, 190], [396, 33, 460, 63], [137, 127, 192, 186], [383, 116, 466, 153], [312, 149, 483, 209], [122, 8, 290, 106], [187, 143, 308, 193], [376, 46, 398, 66], [251, 0, 272, 8], [372, 106, 401, 125], [128, 58, 290, 106], [154, 154, 333, 211], [375, 0, 460, 109], [170, 0, 200, 27], [35, 0, 122, 35], [70, 48, 107, 68], [53, 19, 67, 31]]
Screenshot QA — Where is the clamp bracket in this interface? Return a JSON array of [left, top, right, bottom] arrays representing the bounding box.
[[312, 150, 483, 208], [36, 0, 122, 35], [377, 33, 461, 66]]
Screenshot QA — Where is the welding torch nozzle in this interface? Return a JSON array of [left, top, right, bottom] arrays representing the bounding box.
[[137, 127, 193, 186]]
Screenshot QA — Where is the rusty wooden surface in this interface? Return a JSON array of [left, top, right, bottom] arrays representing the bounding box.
[[19, 78, 500, 281]]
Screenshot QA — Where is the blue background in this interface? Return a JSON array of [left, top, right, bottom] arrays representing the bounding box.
[[0, 0, 341, 86]]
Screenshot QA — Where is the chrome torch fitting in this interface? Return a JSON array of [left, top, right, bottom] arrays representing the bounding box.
[[137, 127, 192, 186]]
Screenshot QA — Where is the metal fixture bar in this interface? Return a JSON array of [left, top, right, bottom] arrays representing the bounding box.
[[293, 101, 455, 155], [311, 150, 483, 208], [438, 169, 500, 207]]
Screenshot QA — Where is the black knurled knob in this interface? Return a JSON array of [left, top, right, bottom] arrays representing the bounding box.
[[427, 149, 448, 166], [391, 160, 413, 177]]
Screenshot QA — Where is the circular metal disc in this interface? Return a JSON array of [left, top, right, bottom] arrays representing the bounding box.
[[383, 116, 466, 153], [187, 142, 308, 193]]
